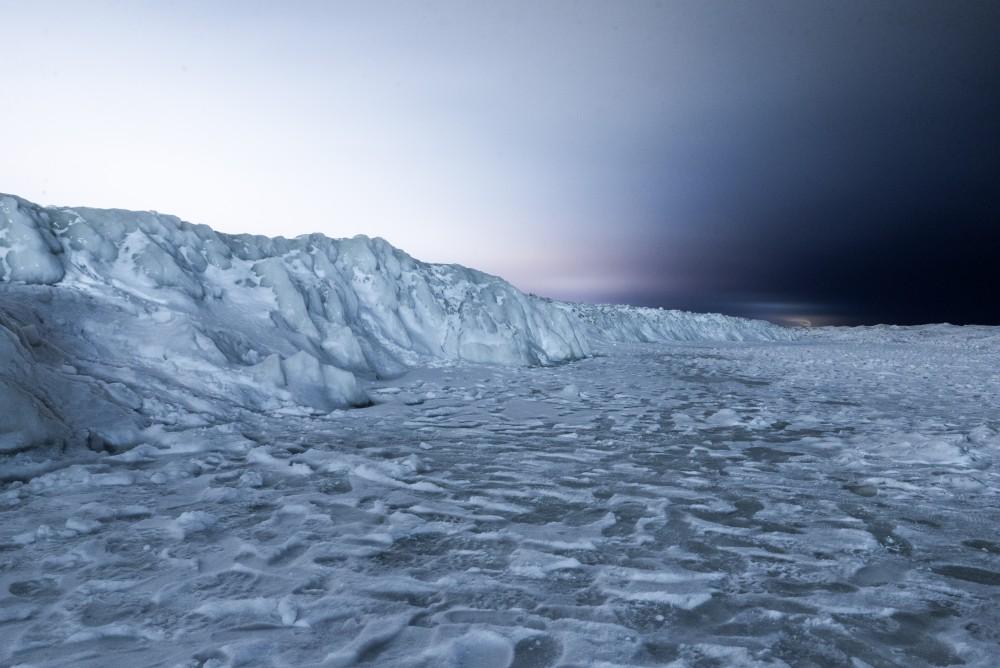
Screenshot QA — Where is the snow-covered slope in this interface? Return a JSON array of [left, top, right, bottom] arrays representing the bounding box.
[[563, 302, 795, 344]]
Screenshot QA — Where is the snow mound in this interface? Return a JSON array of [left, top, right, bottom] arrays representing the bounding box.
[[562, 302, 794, 343]]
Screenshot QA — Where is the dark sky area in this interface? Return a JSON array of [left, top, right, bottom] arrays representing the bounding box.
[[3, 1, 998, 325], [599, 1, 1000, 325]]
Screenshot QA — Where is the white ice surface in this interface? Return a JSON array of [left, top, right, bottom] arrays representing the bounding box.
[[2, 333, 999, 666]]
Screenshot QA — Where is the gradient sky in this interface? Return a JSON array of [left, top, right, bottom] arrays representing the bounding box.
[[2, 1, 998, 325]]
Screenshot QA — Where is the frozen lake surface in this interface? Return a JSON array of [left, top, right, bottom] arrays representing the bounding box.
[[3, 334, 1000, 667]]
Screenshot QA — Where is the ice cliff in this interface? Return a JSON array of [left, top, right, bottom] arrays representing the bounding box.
[[0, 192, 588, 388], [0, 193, 790, 459], [563, 303, 796, 344]]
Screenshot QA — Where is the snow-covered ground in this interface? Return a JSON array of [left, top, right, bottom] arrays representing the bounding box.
[[3, 195, 1000, 666], [3, 334, 999, 667]]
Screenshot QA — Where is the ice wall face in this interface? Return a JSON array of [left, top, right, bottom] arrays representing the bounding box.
[[0, 315, 70, 456], [0, 194, 590, 420], [562, 303, 795, 344], [0, 301, 151, 477]]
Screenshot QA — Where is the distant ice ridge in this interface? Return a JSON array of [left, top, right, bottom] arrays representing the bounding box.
[[805, 323, 1000, 350], [563, 302, 795, 343]]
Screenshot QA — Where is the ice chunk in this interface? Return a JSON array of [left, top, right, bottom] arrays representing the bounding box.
[[443, 630, 515, 668], [168, 510, 217, 539], [0, 196, 65, 284], [280, 350, 368, 410]]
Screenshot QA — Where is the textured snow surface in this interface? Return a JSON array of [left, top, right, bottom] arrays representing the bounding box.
[[3, 331, 1000, 666], [7, 193, 998, 666]]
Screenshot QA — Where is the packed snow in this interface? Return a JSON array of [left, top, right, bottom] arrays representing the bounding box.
[[2, 194, 999, 667]]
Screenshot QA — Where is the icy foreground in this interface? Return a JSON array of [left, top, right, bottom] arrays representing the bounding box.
[[3, 195, 1000, 667], [2, 336, 999, 667]]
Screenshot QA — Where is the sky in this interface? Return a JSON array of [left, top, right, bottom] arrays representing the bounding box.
[[2, 1, 998, 325]]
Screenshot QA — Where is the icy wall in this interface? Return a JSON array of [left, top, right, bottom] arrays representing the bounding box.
[[563, 303, 795, 344], [0, 192, 588, 391], [0, 193, 790, 457]]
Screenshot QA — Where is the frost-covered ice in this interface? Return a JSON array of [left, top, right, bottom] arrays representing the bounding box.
[[3, 195, 1000, 667]]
